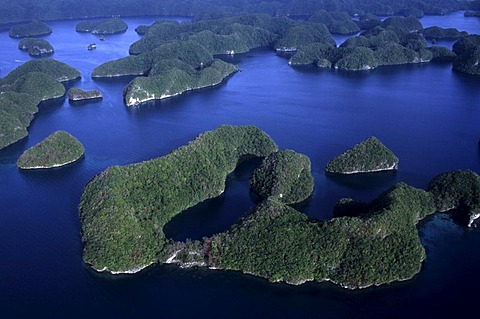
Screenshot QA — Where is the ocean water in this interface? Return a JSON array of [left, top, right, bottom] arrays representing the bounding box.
[[0, 13, 480, 318]]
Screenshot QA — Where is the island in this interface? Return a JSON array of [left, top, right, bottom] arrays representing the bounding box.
[[95, 14, 340, 106], [250, 149, 314, 204], [380, 15, 423, 34], [93, 40, 213, 78], [325, 136, 399, 174], [289, 16, 438, 70], [79, 125, 278, 273], [67, 88, 103, 102], [18, 38, 54, 56], [75, 18, 128, 34], [78, 125, 480, 289], [422, 26, 468, 40], [0, 59, 81, 150], [129, 15, 282, 56], [9, 21, 52, 38], [91, 14, 464, 107], [452, 35, 480, 75], [123, 59, 238, 106], [17, 131, 85, 169], [93, 39, 240, 106], [128, 14, 335, 56]]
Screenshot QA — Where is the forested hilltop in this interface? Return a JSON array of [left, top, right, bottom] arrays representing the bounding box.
[[0, 0, 477, 24]]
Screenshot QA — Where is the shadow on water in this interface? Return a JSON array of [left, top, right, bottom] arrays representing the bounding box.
[[37, 96, 66, 113], [92, 75, 140, 84], [0, 138, 29, 163], [445, 206, 473, 227], [326, 170, 398, 191], [68, 98, 103, 107], [451, 68, 480, 89], [290, 195, 314, 215], [163, 157, 263, 242], [478, 141, 480, 162]]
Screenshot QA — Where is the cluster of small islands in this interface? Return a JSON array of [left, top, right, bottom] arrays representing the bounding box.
[[1, 0, 480, 290]]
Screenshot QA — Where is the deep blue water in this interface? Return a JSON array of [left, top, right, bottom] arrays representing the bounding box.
[[1, 13, 480, 318]]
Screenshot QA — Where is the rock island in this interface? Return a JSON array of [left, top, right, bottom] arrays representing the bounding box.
[[325, 136, 399, 174], [68, 88, 103, 102], [17, 130, 85, 169]]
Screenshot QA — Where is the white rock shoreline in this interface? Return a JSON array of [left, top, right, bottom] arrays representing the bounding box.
[[326, 162, 398, 175], [18, 156, 83, 170]]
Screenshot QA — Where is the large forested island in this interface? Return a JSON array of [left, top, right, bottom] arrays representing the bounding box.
[[0, 59, 81, 150], [79, 125, 480, 289], [8, 21, 52, 38], [17, 130, 85, 169], [79, 125, 278, 273]]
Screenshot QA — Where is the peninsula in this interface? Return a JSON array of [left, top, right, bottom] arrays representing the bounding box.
[[17, 131, 85, 169], [123, 59, 238, 106], [0, 59, 81, 149], [177, 171, 479, 289], [250, 149, 314, 204], [325, 137, 399, 174], [452, 35, 480, 75], [205, 184, 435, 288], [79, 125, 278, 273], [93, 39, 239, 106]]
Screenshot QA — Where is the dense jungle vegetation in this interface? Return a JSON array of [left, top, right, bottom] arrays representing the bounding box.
[[17, 130, 85, 169], [0, 0, 477, 24]]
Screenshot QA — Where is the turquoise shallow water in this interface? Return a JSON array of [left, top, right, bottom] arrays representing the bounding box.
[[0, 13, 480, 318]]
